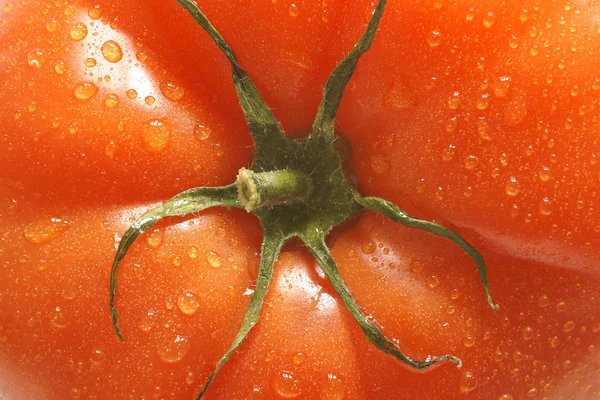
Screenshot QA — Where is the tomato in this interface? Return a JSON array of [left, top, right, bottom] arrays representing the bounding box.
[[1, 0, 599, 399]]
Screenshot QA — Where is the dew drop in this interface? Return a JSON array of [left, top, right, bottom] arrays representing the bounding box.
[[463, 335, 475, 347], [459, 371, 477, 393], [160, 81, 185, 102], [292, 352, 305, 366], [592, 321, 600, 333], [538, 166, 552, 181], [549, 336, 559, 348], [194, 123, 211, 141], [272, 370, 301, 398], [50, 306, 68, 328], [177, 290, 200, 316], [504, 177, 521, 196], [126, 89, 138, 99], [288, 3, 299, 17], [136, 52, 148, 62], [145, 96, 155, 105], [145, 228, 164, 248], [491, 76, 512, 98], [24, 218, 69, 244], [410, 258, 424, 273], [141, 119, 172, 153], [320, 373, 345, 400], [138, 310, 156, 332], [482, 12, 496, 28], [27, 49, 45, 68], [104, 93, 119, 108], [477, 118, 493, 141], [370, 154, 389, 174], [447, 91, 461, 109], [70, 22, 88, 41], [538, 295, 549, 307], [538, 197, 553, 216], [101, 40, 123, 63], [426, 30, 442, 47], [70, 388, 81, 399], [73, 82, 98, 100], [55, 61, 67, 75], [464, 155, 479, 170], [556, 301, 566, 312], [157, 335, 191, 363], [475, 93, 490, 110], [426, 275, 440, 288], [498, 394, 514, 400], [90, 348, 106, 363], [84, 58, 96, 67], [443, 117, 457, 133], [563, 320, 575, 333], [360, 241, 376, 255], [46, 18, 59, 33], [206, 251, 223, 268], [383, 79, 415, 110], [522, 326, 534, 341], [88, 4, 103, 20]]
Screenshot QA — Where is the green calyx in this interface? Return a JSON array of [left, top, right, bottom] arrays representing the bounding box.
[[109, 0, 499, 398]]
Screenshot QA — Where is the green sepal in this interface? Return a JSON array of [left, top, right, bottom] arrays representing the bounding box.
[[310, 0, 387, 147], [110, 184, 240, 340], [356, 196, 499, 311], [196, 227, 287, 399], [302, 235, 462, 370], [176, 0, 296, 170]]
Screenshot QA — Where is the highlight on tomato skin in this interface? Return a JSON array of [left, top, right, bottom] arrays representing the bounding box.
[[0, 1, 599, 400]]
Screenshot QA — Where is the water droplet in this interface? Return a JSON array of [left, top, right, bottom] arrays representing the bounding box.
[[426, 275, 440, 288], [146, 228, 164, 248], [538, 295, 549, 307], [27, 49, 45, 68], [383, 79, 415, 110], [272, 370, 302, 398], [73, 82, 98, 100], [70, 22, 88, 41], [504, 177, 521, 196], [46, 18, 59, 33], [563, 320, 575, 333], [426, 30, 442, 47], [410, 258, 424, 273], [526, 388, 537, 398], [104, 93, 119, 108], [24, 218, 69, 244], [482, 12, 496, 28], [443, 117, 457, 133], [292, 352, 305, 366], [463, 335, 475, 347], [126, 89, 138, 99], [138, 310, 156, 332], [538, 166, 552, 181], [370, 154, 389, 174], [464, 155, 479, 170], [459, 371, 477, 393], [556, 301, 567, 312], [592, 321, 600, 333], [50, 306, 68, 328], [160, 81, 185, 102], [84, 58, 96, 67], [504, 90, 527, 125], [177, 290, 200, 316], [498, 394, 514, 400], [522, 326, 534, 341], [70, 388, 81, 399], [475, 93, 490, 110], [433, 0, 444, 9], [88, 4, 103, 20], [360, 241, 376, 255], [477, 118, 493, 141], [145, 96, 155, 105], [320, 373, 345, 400], [101, 40, 123, 63], [206, 251, 223, 268], [538, 197, 553, 215], [141, 119, 172, 153], [157, 335, 191, 363], [55, 61, 67, 75], [136, 52, 148, 62], [288, 3, 299, 17], [491, 76, 512, 98], [549, 336, 559, 348], [194, 123, 211, 141], [447, 91, 461, 109], [509, 34, 519, 48], [90, 348, 106, 363]]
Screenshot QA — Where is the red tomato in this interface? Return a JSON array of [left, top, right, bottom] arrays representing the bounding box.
[[1, 1, 599, 399]]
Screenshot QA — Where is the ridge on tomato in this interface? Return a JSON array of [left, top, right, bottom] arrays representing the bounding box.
[[1, 1, 599, 400]]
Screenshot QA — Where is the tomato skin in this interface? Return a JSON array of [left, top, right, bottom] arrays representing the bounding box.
[[1, 1, 599, 399]]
